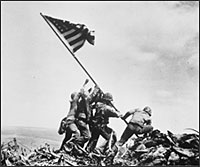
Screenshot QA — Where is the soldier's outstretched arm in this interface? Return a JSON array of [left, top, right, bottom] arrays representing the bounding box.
[[101, 104, 120, 118], [121, 109, 136, 120]]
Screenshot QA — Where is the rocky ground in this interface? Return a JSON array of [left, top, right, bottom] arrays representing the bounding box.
[[1, 128, 199, 166]]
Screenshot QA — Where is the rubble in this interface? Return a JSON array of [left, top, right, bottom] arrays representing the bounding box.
[[1, 129, 199, 166], [114, 129, 199, 166], [0, 138, 107, 166]]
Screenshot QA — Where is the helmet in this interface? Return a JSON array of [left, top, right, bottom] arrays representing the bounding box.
[[103, 92, 113, 101], [143, 106, 152, 116], [70, 92, 78, 100]]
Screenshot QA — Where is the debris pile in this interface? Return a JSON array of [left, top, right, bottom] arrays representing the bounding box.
[[1, 129, 199, 166], [114, 129, 199, 166], [0, 138, 106, 166]]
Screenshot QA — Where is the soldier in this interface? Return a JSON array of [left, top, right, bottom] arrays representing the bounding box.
[[74, 88, 91, 147], [58, 88, 91, 151], [85, 91, 122, 154], [58, 92, 82, 150], [109, 106, 153, 157]]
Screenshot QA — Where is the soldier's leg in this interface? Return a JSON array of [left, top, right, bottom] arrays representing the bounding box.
[[109, 123, 139, 157], [68, 123, 81, 139], [94, 126, 110, 154], [85, 127, 100, 153], [118, 123, 137, 146], [99, 126, 117, 154], [61, 123, 82, 154], [100, 125, 112, 140], [60, 127, 72, 150], [75, 120, 91, 147], [104, 126, 117, 148], [60, 123, 79, 149]]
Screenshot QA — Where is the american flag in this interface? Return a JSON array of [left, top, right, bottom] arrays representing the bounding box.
[[44, 15, 95, 53]]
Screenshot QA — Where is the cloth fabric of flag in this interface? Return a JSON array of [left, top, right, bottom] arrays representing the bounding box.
[[44, 15, 95, 53]]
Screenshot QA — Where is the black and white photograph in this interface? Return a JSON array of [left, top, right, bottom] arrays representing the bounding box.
[[1, 1, 199, 166]]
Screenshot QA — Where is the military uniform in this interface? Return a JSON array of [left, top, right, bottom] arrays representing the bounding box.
[[118, 107, 153, 146], [58, 91, 91, 150], [74, 93, 91, 147], [109, 107, 153, 157], [86, 102, 120, 153]]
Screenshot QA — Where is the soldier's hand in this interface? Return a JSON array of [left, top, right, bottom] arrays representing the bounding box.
[[80, 88, 85, 94], [80, 88, 89, 98], [120, 116, 126, 120], [94, 84, 99, 89], [95, 85, 103, 93], [118, 113, 123, 118]]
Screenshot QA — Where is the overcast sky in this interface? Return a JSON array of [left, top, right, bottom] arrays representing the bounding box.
[[1, 1, 199, 137]]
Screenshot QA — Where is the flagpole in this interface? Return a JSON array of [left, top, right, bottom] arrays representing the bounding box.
[[40, 13, 98, 86], [40, 13, 128, 124]]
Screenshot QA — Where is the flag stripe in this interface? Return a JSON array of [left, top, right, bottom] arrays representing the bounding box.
[[72, 39, 85, 48], [67, 33, 82, 43], [69, 35, 85, 46], [64, 29, 82, 40], [73, 40, 85, 52], [44, 15, 94, 53], [62, 29, 76, 36]]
